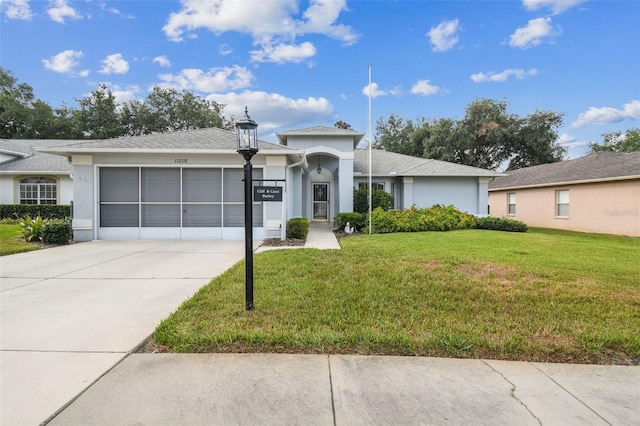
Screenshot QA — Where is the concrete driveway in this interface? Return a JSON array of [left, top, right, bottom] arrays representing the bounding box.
[[0, 240, 247, 426]]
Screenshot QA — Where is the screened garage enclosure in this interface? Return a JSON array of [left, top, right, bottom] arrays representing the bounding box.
[[99, 167, 263, 240]]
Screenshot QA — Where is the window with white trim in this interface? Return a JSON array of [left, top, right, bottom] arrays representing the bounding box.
[[556, 189, 569, 217], [19, 177, 57, 204], [358, 182, 384, 191], [507, 192, 516, 215]]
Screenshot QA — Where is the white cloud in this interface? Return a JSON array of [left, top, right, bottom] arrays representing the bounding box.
[[362, 82, 401, 99], [110, 85, 141, 105], [471, 68, 539, 82], [205, 90, 333, 136], [219, 43, 233, 55], [250, 42, 317, 64], [509, 17, 557, 48], [42, 49, 83, 74], [98, 1, 133, 18], [410, 80, 442, 96], [47, 0, 82, 24], [298, 0, 359, 45], [1, 0, 33, 19], [522, 0, 585, 15], [99, 53, 129, 75], [163, 0, 357, 63], [153, 55, 171, 68], [158, 65, 254, 93], [427, 19, 460, 52], [571, 100, 640, 128]]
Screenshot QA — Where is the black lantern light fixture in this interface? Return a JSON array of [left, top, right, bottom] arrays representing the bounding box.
[[236, 106, 259, 310]]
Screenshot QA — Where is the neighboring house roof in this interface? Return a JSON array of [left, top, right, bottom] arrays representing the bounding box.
[[276, 126, 366, 147], [353, 149, 503, 178], [0, 139, 72, 174], [489, 152, 640, 190], [39, 127, 299, 156]]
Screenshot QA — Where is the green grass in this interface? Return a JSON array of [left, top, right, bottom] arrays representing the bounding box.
[[0, 224, 39, 256], [154, 228, 640, 364]]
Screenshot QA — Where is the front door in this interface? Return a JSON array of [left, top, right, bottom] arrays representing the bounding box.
[[312, 183, 329, 220]]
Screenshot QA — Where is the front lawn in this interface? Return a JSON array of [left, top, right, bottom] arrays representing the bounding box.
[[0, 224, 39, 256], [154, 228, 640, 364]]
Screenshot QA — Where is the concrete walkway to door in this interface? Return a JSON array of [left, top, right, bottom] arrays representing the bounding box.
[[0, 240, 250, 426], [305, 222, 341, 249]]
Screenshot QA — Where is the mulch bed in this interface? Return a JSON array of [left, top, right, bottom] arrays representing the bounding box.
[[261, 238, 305, 247]]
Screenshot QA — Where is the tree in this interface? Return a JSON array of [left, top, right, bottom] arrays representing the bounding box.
[[507, 110, 565, 170], [374, 114, 427, 158], [334, 120, 352, 130], [452, 98, 518, 170], [120, 86, 231, 136], [75, 84, 122, 139], [0, 67, 58, 139], [589, 129, 640, 153], [375, 98, 566, 170]]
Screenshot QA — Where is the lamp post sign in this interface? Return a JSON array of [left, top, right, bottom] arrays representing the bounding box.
[[235, 107, 258, 311], [254, 186, 283, 202]]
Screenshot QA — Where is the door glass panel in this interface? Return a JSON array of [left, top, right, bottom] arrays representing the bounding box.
[[313, 183, 329, 220]]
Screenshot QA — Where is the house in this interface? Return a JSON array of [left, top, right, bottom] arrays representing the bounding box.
[[0, 139, 73, 205], [3, 125, 501, 241], [488, 152, 640, 237]]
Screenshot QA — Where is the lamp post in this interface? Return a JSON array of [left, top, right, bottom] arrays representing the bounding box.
[[236, 106, 259, 311]]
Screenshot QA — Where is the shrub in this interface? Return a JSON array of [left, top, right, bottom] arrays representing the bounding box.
[[476, 216, 528, 232], [353, 187, 394, 214], [368, 205, 477, 234], [19, 215, 47, 242], [286, 217, 309, 239], [0, 204, 71, 220], [43, 219, 73, 244], [334, 212, 365, 232]]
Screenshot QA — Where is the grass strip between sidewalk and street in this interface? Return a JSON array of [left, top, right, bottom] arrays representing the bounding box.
[[154, 228, 639, 364]]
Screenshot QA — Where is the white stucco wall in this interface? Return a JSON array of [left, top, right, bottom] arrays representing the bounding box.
[[0, 174, 72, 205]]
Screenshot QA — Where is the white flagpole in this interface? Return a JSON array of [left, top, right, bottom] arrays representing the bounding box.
[[368, 65, 372, 234]]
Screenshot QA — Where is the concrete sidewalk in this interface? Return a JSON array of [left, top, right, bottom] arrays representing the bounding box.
[[49, 353, 639, 425]]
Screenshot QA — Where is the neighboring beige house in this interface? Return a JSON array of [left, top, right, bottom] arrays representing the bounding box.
[[488, 152, 640, 237]]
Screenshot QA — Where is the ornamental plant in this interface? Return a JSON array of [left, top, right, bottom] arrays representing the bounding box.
[[19, 215, 47, 242], [368, 205, 477, 234], [286, 217, 309, 239]]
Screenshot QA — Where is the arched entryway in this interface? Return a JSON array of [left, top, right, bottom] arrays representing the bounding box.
[[306, 154, 336, 222]]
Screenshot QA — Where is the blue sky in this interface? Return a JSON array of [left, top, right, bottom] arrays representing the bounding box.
[[1, 0, 639, 158]]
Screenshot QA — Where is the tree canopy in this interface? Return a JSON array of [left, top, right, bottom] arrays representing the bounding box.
[[375, 99, 566, 171], [589, 129, 640, 153], [0, 67, 233, 140]]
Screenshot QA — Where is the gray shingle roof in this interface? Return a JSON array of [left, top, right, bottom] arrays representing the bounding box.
[[353, 149, 503, 177], [39, 127, 298, 154], [276, 126, 365, 146], [0, 140, 72, 173], [489, 152, 640, 190]]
